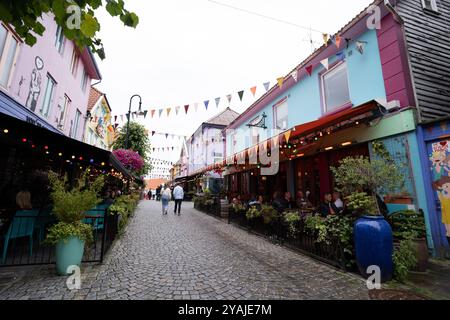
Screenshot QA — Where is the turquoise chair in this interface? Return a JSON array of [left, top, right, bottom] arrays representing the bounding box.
[[35, 206, 55, 243], [2, 210, 39, 264]]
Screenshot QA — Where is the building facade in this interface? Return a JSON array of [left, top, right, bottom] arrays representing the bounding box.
[[0, 14, 101, 141]]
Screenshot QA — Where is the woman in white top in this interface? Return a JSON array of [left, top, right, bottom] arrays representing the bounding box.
[[161, 187, 172, 215]]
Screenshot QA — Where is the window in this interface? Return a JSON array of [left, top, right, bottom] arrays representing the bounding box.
[[81, 69, 89, 91], [70, 49, 79, 76], [58, 95, 71, 129], [40, 74, 56, 118], [71, 109, 82, 139], [0, 24, 20, 88], [421, 0, 439, 12], [55, 26, 65, 54], [88, 127, 95, 145], [321, 62, 350, 112], [274, 101, 288, 130]]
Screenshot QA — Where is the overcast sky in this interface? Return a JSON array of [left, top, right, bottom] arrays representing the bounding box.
[[95, 0, 374, 164]]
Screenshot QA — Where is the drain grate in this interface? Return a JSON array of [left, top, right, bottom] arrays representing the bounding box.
[[369, 289, 429, 300]]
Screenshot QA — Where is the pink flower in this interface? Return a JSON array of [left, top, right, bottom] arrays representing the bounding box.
[[113, 149, 144, 172]]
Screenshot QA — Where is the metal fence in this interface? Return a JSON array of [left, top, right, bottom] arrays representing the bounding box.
[[0, 209, 119, 267]]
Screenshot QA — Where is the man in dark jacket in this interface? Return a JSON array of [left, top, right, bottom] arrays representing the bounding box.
[[318, 193, 339, 217]]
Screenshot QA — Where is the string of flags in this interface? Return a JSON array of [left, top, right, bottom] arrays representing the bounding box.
[[111, 35, 368, 125]]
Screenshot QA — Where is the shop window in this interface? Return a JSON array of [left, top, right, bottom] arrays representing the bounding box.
[[0, 24, 20, 88], [321, 62, 350, 113]]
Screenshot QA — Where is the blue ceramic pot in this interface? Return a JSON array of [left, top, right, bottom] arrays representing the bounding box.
[[354, 215, 393, 282], [55, 237, 85, 276]]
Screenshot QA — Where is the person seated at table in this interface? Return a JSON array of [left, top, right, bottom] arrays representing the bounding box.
[[333, 191, 344, 215], [296, 190, 312, 209], [257, 195, 264, 206], [283, 192, 295, 210], [16, 187, 32, 210], [272, 191, 286, 214], [247, 194, 262, 211], [318, 193, 339, 217], [102, 191, 115, 206]]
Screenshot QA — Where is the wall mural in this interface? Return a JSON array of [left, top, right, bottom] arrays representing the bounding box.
[[25, 56, 44, 112], [431, 140, 450, 244]]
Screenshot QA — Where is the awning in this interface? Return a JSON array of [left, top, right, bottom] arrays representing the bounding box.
[[0, 105, 134, 180]]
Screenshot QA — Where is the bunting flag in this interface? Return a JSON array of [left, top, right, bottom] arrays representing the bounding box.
[[284, 130, 291, 143], [166, 108, 171, 117], [291, 70, 298, 82], [277, 77, 284, 89], [336, 51, 346, 61], [114, 115, 117, 122], [108, 125, 114, 133], [226, 94, 232, 104], [151, 110, 156, 118], [345, 38, 351, 49], [158, 109, 163, 118], [238, 90, 244, 101], [263, 82, 270, 92], [165, 134, 169, 139], [356, 41, 366, 55], [264, 140, 268, 151], [250, 86, 257, 97], [334, 35, 342, 48], [204, 100, 210, 110], [184, 105, 189, 114], [194, 103, 199, 112], [322, 33, 329, 45], [320, 58, 329, 70], [175, 106, 180, 115], [305, 65, 313, 76], [143, 110, 148, 118], [215, 97, 221, 108], [152, 131, 156, 136]]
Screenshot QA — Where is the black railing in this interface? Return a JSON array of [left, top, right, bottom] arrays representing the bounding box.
[[193, 196, 222, 218], [227, 208, 350, 270], [0, 209, 119, 267]]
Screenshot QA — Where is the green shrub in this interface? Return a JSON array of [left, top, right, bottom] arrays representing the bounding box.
[[246, 207, 262, 220], [260, 205, 278, 224], [393, 238, 417, 282], [46, 222, 94, 246], [284, 211, 301, 236], [389, 210, 427, 240]]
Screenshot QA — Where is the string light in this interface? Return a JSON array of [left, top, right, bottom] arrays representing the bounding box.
[[3, 129, 8, 133]]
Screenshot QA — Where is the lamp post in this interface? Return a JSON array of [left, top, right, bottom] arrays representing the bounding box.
[[125, 94, 143, 149]]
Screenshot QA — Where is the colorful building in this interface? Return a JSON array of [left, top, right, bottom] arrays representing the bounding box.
[[0, 14, 101, 141], [84, 87, 115, 151]]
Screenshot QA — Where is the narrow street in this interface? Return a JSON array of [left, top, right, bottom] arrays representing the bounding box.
[[0, 200, 368, 300]]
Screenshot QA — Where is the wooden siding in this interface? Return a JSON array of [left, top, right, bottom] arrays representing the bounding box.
[[396, 0, 450, 122]]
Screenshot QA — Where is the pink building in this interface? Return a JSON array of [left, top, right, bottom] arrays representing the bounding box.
[[0, 14, 101, 141]]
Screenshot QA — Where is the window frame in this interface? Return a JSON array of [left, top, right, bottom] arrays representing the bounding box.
[[0, 23, 21, 89], [70, 49, 80, 77], [81, 68, 89, 92], [273, 97, 288, 131], [421, 0, 439, 12], [72, 109, 82, 139], [58, 94, 71, 129], [320, 61, 351, 114], [55, 26, 65, 54], [40, 73, 57, 118]]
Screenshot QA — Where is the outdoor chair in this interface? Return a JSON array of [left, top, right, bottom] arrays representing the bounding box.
[[34, 206, 55, 243], [2, 210, 39, 264]]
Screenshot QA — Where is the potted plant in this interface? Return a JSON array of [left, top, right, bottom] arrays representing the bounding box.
[[46, 171, 104, 276], [331, 154, 404, 282], [389, 209, 429, 272]]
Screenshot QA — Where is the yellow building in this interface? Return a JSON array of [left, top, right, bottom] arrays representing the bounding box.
[[84, 86, 115, 150]]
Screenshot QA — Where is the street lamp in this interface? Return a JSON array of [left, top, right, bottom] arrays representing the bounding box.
[[125, 94, 143, 149]]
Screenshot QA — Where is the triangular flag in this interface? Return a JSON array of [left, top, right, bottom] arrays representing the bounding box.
[[320, 58, 329, 70], [335, 35, 342, 48], [215, 97, 220, 108], [263, 82, 270, 92], [238, 90, 244, 101], [143, 110, 148, 118], [158, 109, 163, 118], [264, 140, 268, 151], [194, 103, 199, 112], [184, 105, 189, 114], [277, 77, 284, 89], [336, 51, 346, 61], [305, 65, 313, 76], [166, 108, 171, 117], [284, 130, 291, 143], [226, 94, 232, 104], [322, 33, 329, 45], [204, 100, 210, 110], [165, 133, 168, 139], [356, 41, 366, 55], [151, 110, 155, 118], [114, 115, 117, 122], [250, 86, 257, 97], [152, 131, 156, 136], [291, 70, 298, 82], [175, 106, 180, 115]]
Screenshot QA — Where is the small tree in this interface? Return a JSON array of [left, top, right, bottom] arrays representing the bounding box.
[[331, 155, 403, 216]]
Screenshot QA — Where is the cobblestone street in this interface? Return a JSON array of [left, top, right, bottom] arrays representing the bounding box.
[[0, 200, 369, 300]]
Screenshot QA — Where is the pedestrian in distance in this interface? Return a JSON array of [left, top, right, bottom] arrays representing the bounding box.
[[161, 187, 172, 215], [173, 184, 184, 216]]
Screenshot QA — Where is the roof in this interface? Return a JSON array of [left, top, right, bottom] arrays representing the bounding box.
[[227, 0, 385, 129], [204, 107, 240, 126], [87, 86, 112, 112], [145, 178, 169, 190]]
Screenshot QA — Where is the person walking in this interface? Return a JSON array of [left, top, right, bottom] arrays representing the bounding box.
[[161, 187, 172, 215], [173, 184, 184, 216]]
